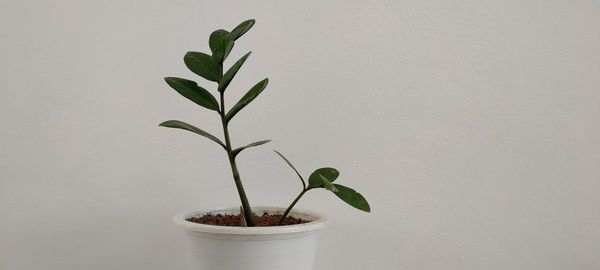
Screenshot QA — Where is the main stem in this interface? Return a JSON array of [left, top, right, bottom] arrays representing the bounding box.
[[220, 92, 256, 226]]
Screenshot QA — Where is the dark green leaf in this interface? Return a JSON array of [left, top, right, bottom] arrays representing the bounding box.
[[332, 184, 371, 212], [230, 19, 255, 40], [209, 29, 234, 63], [218, 52, 251, 92], [164, 77, 219, 111], [320, 175, 338, 192], [274, 150, 306, 189], [159, 120, 225, 148], [184, 52, 222, 82], [225, 78, 268, 122], [308, 167, 339, 188], [232, 140, 271, 158]]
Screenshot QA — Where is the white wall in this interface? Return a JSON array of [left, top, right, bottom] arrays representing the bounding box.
[[1, 1, 599, 269]]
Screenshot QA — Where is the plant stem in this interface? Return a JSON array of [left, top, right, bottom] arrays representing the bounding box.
[[277, 188, 309, 225], [220, 92, 256, 226]]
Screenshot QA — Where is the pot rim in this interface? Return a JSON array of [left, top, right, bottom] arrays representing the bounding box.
[[173, 206, 327, 235]]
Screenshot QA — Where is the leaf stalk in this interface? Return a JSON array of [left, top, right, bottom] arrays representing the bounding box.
[[277, 188, 311, 225]]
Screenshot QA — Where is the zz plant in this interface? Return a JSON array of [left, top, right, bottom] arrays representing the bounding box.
[[160, 19, 370, 227]]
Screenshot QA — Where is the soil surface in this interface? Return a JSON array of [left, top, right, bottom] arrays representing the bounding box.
[[187, 212, 310, 227]]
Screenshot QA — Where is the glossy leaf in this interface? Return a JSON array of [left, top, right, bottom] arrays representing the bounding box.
[[274, 150, 306, 189], [232, 139, 271, 158], [164, 77, 219, 111], [308, 167, 339, 188], [230, 19, 255, 40], [159, 120, 225, 148], [218, 52, 251, 92], [209, 29, 234, 63], [225, 78, 268, 122], [332, 184, 371, 212], [320, 175, 338, 192], [184, 52, 222, 82]]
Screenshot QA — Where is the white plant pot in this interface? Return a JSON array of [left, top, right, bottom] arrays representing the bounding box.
[[174, 207, 327, 270]]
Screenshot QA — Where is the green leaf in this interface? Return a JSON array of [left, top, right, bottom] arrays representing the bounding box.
[[232, 140, 271, 158], [209, 29, 234, 63], [164, 77, 219, 111], [320, 175, 338, 192], [308, 167, 339, 188], [184, 52, 222, 82], [218, 52, 251, 92], [225, 78, 268, 122], [274, 150, 306, 189], [159, 120, 225, 148], [332, 184, 371, 212], [230, 19, 255, 40]]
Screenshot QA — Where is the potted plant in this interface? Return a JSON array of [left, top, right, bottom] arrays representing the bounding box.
[[160, 19, 370, 270]]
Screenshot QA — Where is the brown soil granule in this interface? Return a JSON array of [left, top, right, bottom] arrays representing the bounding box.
[[187, 212, 310, 227]]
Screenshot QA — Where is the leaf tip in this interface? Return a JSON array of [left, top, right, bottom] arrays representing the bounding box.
[[358, 196, 371, 213], [243, 18, 256, 27]]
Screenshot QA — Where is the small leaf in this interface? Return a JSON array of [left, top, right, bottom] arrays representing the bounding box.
[[218, 52, 251, 92], [320, 175, 338, 192], [159, 120, 225, 148], [164, 77, 219, 111], [232, 140, 271, 158], [230, 19, 255, 40], [274, 150, 306, 189], [308, 167, 339, 188], [184, 52, 222, 82], [209, 29, 234, 63], [209, 30, 229, 51], [332, 184, 371, 212], [226, 78, 268, 122]]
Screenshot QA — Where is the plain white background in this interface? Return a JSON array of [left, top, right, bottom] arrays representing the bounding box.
[[1, 1, 599, 269]]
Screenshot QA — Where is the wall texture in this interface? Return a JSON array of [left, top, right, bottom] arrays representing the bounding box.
[[1, 1, 599, 269]]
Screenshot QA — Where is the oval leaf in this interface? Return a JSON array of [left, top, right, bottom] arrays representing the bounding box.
[[308, 167, 339, 188], [218, 52, 251, 92], [184, 52, 222, 82], [159, 120, 225, 148], [164, 77, 219, 111], [332, 184, 371, 212], [225, 78, 268, 122], [232, 139, 271, 158], [209, 29, 234, 63], [230, 19, 255, 40]]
